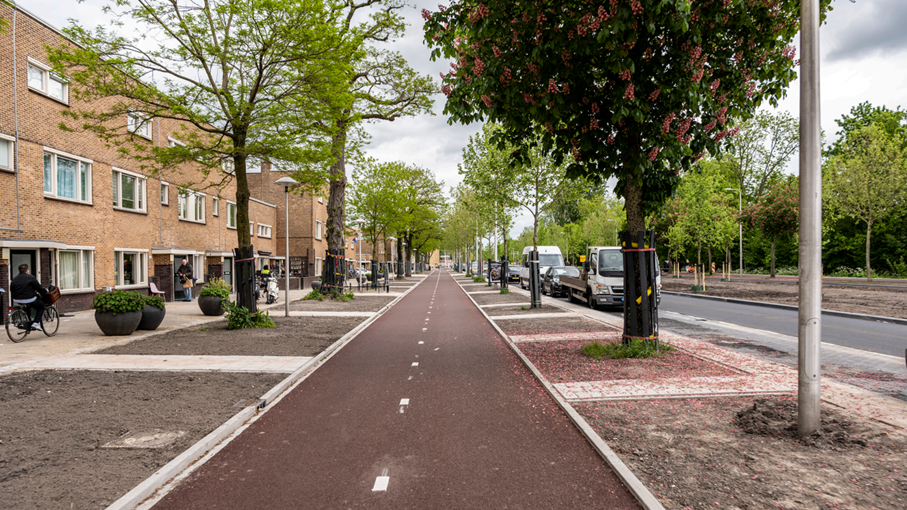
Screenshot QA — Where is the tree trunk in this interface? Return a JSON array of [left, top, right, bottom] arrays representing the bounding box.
[[697, 241, 702, 267], [326, 121, 348, 253], [232, 147, 254, 310], [708, 246, 712, 274], [866, 222, 872, 281], [770, 236, 776, 278]]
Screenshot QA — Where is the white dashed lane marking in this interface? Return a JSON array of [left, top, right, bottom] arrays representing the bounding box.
[[412, 362, 419, 367], [373, 469, 389, 491]]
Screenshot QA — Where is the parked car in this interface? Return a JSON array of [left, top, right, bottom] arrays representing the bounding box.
[[508, 264, 521, 282], [519, 245, 565, 289], [542, 266, 581, 297]]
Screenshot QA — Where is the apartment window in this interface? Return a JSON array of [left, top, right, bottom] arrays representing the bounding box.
[[315, 220, 323, 241], [0, 135, 14, 171], [58, 249, 93, 292], [315, 257, 323, 276], [227, 202, 237, 229], [43, 149, 91, 203], [127, 112, 152, 140], [192, 253, 205, 284], [112, 169, 146, 212], [160, 182, 169, 205], [212, 197, 219, 216], [27, 58, 67, 103], [250, 221, 255, 236], [223, 158, 234, 175], [258, 224, 272, 238], [114, 249, 148, 287], [178, 190, 205, 223]]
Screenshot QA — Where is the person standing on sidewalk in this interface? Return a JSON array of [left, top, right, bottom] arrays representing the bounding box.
[[177, 258, 194, 301]]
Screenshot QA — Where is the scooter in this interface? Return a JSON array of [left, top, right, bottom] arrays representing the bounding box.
[[261, 274, 279, 304]]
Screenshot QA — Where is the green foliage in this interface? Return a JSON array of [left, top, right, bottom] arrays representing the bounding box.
[[746, 266, 799, 276], [223, 302, 276, 330], [200, 277, 232, 300], [500, 288, 510, 294], [666, 163, 739, 265], [302, 288, 325, 301], [887, 257, 907, 278], [827, 102, 907, 157], [582, 340, 672, 360], [472, 276, 486, 283], [143, 294, 166, 310], [333, 290, 356, 302], [721, 110, 799, 202], [424, 0, 830, 227], [91, 290, 145, 315]]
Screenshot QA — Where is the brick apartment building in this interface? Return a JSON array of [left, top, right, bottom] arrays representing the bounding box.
[[0, 4, 289, 311]]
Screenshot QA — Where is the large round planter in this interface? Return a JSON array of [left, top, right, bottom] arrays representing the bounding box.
[[137, 305, 166, 330], [95, 311, 142, 336], [198, 295, 226, 316]]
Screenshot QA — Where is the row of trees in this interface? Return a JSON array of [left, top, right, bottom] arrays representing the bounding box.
[[49, 0, 437, 306], [347, 161, 445, 267]]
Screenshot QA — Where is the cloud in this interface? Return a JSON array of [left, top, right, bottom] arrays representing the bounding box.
[[824, 0, 907, 62]]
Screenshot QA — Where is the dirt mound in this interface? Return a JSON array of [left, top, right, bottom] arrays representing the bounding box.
[[734, 398, 871, 449]]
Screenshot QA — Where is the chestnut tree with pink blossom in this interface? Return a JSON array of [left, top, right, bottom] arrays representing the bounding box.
[[423, 0, 829, 233]]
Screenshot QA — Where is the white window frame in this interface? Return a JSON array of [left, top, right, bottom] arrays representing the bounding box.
[[223, 158, 234, 175], [178, 189, 206, 223], [112, 168, 147, 213], [318, 196, 324, 204], [127, 111, 153, 140], [56, 247, 94, 293], [43, 147, 92, 204], [27, 57, 68, 104], [193, 253, 206, 285], [0, 133, 15, 172], [257, 224, 272, 239], [160, 181, 169, 205], [315, 220, 323, 241], [213, 197, 219, 216], [114, 248, 148, 288], [226, 201, 237, 229], [250, 221, 255, 236], [167, 137, 185, 148]]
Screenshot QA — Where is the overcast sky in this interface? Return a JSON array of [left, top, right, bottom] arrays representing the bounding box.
[[23, 0, 907, 237]]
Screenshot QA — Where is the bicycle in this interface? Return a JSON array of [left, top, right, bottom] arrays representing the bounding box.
[[6, 300, 59, 342]]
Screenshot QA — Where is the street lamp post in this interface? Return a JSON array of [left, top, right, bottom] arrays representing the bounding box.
[[724, 188, 743, 276], [354, 219, 365, 288], [606, 219, 617, 245], [560, 232, 568, 266], [274, 176, 298, 317]]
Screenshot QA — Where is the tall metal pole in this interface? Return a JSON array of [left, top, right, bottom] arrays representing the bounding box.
[[799, 0, 822, 437], [738, 192, 743, 276], [284, 186, 290, 317]]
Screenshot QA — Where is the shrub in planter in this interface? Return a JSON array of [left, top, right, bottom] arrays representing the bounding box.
[[198, 277, 231, 316], [223, 301, 276, 330], [92, 290, 145, 335], [137, 295, 166, 331]]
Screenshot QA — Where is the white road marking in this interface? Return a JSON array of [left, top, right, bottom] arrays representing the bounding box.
[[434, 348, 440, 351], [412, 362, 419, 367], [373, 472, 389, 491], [400, 398, 410, 405], [422, 328, 427, 331], [408, 375, 413, 380], [418, 341, 424, 344]]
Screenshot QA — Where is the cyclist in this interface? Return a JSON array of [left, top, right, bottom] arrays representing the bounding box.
[[10, 264, 48, 331]]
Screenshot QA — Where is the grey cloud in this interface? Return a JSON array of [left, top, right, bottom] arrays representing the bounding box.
[[825, 0, 907, 62]]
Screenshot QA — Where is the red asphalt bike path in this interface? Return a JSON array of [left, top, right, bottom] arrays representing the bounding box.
[[153, 270, 639, 509]]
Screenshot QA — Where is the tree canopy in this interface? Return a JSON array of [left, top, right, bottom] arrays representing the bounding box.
[[424, 0, 831, 231]]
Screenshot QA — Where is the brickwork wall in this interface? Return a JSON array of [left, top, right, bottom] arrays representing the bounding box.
[[0, 6, 278, 309]]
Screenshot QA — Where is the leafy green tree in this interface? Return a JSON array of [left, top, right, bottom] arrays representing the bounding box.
[[826, 102, 907, 157], [391, 164, 445, 268], [824, 125, 907, 280], [744, 178, 799, 277], [348, 160, 409, 261], [579, 196, 624, 248], [721, 110, 799, 202], [323, 1, 437, 254], [47, 0, 354, 308], [668, 166, 738, 270]]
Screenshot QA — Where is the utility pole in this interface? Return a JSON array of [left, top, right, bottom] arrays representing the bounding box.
[[799, 0, 822, 437]]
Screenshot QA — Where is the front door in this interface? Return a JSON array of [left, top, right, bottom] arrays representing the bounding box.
[[223, 257, 233, 289], [173, 259, 186, 300]]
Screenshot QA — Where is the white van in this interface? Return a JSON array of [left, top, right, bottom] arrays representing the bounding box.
[[519, 246, 564, 289]]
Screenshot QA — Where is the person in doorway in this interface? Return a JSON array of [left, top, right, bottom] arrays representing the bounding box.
[[177, 258, 194, 301], [10, 264, 48, 331]]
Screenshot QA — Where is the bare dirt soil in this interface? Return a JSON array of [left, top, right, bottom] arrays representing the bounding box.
[[662, 278, 907, 319], [95, 316, 366, 356], [0, 370, 284, 510], [495, 316, 615, 336], [470, 292, 531, 306], [519, 339, 737, 383], [485, 304, 573, 316], [576, 395, 907, 510], [289, 295, 395, 312]]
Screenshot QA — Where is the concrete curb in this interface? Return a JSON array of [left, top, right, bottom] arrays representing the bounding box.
[[662, 291, 907, 326], [453, 278, 666, 510], [108, 275, 428, 510]]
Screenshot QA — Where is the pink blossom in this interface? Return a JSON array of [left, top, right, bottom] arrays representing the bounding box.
[[624, 83, 634, 100], [421, 8, 432, 20], [481, 94, 492, 107], [648, 147, 660, 161]]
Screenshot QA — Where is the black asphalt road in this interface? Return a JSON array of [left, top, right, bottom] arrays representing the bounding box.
[[153, 270, 639, 509], [607, 293, 905, 357]]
